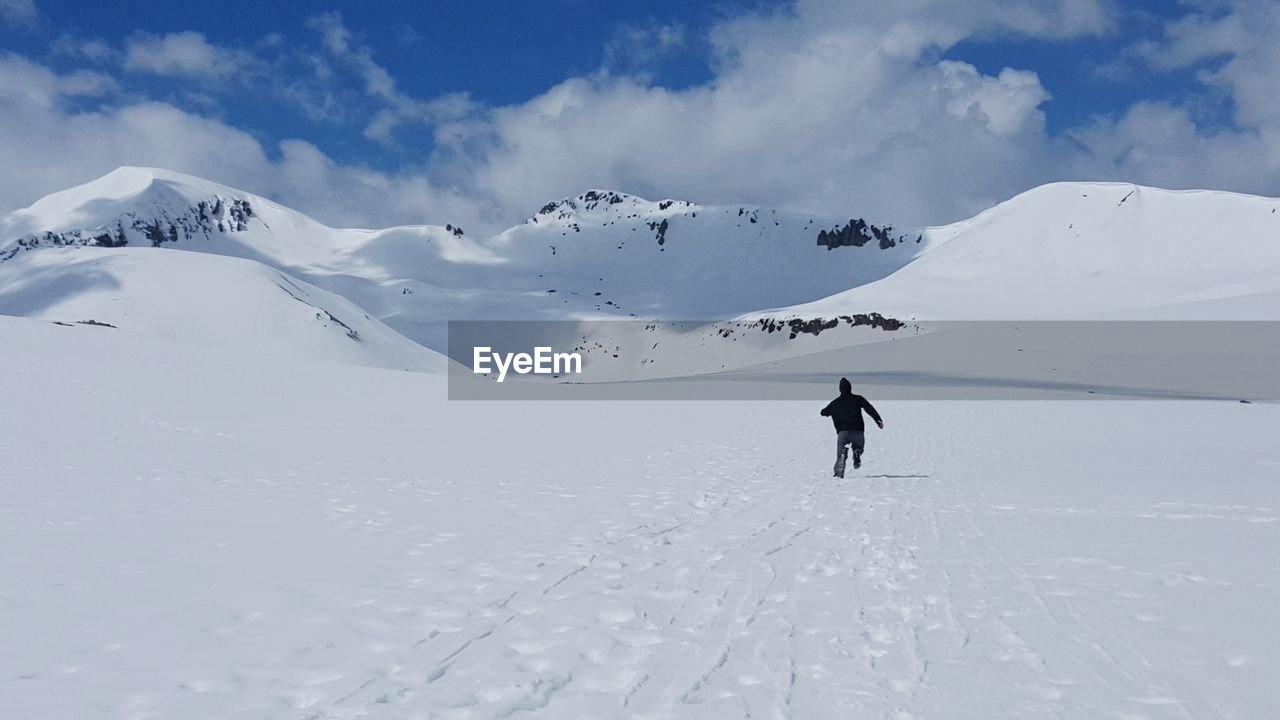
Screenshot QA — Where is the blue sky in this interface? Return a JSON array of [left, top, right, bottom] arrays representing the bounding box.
[[5, 0, 757, 167], [0, 0, 1276, 232]]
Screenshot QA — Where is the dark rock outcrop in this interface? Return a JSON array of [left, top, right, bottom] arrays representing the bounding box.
[[748, 313, 904, 339], [816, 218, 899, 250]]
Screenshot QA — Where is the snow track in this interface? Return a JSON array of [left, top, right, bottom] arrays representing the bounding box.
[[279, 410, 1276, 720], [3, 320, 1278, 719], [312, 445, 952, 719]]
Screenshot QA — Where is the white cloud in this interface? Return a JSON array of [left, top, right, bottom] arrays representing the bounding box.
[[708, 0, 1114, 68], [419, 0, 1280, 226], [1125, 0, 1280, 172], [51, 35, 117, 63], [0, 55, 489, 234], [1068, 101, 1277, 192], [305, 12, 476, 143], [5, 0, 1280, 242], [123, 31, 253, 79], [0, 0, 1116, 233], [419, 0, 1096, 226], [0, 53, 116, 107], [603, 21, 686, 72], [938, 63, 1050, 136], [0, 0, 36, 26]]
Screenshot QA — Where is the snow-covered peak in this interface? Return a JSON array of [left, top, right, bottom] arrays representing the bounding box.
[[528, 189, 695, 225], [2, 166, 264, 237], [0, 166, 357, 269]]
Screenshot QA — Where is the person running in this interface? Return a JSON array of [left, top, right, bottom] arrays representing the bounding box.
[[820, 378, 884, 478]]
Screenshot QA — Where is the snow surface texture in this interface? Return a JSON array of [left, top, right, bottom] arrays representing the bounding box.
[[3, 316, 1278, 719]]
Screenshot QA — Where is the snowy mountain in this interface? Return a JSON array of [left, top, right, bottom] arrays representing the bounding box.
[[764, 182, 1280, 321], [563, 182, 1280, 381], [2, 168, 1278, 378], [0, 167, 926, 355]]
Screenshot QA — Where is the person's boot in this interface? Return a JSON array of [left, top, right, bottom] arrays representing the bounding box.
[[853, 450, 862, 469]]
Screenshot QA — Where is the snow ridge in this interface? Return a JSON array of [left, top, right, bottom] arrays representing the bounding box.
[[2, 194, 256, 262]]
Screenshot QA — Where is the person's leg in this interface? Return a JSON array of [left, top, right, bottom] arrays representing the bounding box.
[[851, 431, 865, 469], [834, 431, 850, 477]]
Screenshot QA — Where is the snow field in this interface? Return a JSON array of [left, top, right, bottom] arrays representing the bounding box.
[[2, 317, 1278, 719]]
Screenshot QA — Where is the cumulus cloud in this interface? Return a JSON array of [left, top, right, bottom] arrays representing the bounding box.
[[423, 0, 1096, 226], [1130, 0, 1280, 160], [123, 31, 256, 79]]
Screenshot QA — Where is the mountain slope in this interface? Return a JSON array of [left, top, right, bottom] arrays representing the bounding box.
[[0, 246, 447, 372], [764, 182, 1280, 320]]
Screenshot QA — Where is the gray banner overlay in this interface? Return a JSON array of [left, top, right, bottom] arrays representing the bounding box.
[[447, 320, 1280, 401]]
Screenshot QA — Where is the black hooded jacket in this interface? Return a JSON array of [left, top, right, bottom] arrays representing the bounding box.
[[821, 382, 882, 433]]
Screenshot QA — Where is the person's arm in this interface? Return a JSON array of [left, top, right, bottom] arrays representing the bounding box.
[[820, 400, 834, 417], [861, 397, 884, 428]]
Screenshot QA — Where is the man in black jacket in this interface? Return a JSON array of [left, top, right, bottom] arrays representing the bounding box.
[[820, 378, 884, 477]]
